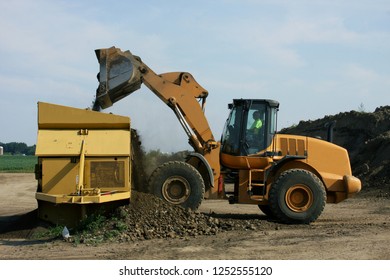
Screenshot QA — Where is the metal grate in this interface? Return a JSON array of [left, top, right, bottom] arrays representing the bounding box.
[[90, 161, 125, 188]]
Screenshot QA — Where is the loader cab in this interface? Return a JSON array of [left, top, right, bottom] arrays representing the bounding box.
[[221, 99, 279, 156]]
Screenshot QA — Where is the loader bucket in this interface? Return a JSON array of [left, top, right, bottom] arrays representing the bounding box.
[[94, 46, 143, 111]]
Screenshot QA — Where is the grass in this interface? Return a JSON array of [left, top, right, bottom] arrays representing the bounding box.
[[32, 225, 64, 240], [0, 155, 36, 173]]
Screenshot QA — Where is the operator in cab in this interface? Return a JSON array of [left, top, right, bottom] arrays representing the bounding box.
[[250, 111, 263, 135]]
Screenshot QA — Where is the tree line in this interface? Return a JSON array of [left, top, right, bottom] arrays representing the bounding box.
[[142, 149, 189, 176], [0, 142, 36, 155]]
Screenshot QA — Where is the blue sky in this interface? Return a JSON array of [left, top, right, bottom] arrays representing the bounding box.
[[1, 0, 389, 152]]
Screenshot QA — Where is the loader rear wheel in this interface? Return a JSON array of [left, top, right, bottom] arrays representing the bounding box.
[[149, 161, 205, 210], [258, 204, 274, 218], [269, 169, 326, 224]]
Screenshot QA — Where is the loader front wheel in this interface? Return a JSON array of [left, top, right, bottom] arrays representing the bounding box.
[[149, 161, 205, 210], [269, 169, 326, 224]]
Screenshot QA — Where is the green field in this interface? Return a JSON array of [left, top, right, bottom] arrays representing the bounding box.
[[0, 155, 37, 173]]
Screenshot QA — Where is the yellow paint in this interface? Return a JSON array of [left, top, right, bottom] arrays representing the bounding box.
[[35, 102, 131, 226]]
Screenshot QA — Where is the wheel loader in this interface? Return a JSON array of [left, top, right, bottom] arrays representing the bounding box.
[[88, 46, 361, 224]]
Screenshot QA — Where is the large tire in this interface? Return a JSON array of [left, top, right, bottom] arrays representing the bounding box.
[[148, 161, 205, 210], [258, 204, 274, 218], [269, 169, 326, 224]]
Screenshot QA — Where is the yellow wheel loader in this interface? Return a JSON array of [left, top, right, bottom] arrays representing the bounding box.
[[89, 46, 361, 224]]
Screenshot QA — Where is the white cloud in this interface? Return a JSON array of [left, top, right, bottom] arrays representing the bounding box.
[[343, 64, 379, 82], [226, 16, 362, 68], [0, 0, 389, 150], [276, 17, 360, 45]]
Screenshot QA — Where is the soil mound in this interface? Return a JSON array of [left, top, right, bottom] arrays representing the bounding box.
[[77, 191, 274, 243], [280, 106, 390, 197]]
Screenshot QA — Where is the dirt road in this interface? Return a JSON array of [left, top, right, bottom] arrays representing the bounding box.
[[0, 173, 389, 260]]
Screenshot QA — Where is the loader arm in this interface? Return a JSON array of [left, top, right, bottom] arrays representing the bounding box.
[[94, 47, 221, 190]]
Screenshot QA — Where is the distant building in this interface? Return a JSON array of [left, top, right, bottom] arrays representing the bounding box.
[[0, 146, 3, 156]]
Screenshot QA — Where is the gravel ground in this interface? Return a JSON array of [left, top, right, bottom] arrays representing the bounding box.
[[0, 174, 389, 260]]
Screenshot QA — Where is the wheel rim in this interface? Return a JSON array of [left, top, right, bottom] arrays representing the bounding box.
[[162, 176, 191, 204], [285, 184, 313, 212]]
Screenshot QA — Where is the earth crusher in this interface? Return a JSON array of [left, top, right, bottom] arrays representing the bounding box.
[[35, 102, 131, 227]]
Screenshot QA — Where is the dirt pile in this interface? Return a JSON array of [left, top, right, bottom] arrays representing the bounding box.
[[77, 191, 274, 243], [280, 106, 390, 196]]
